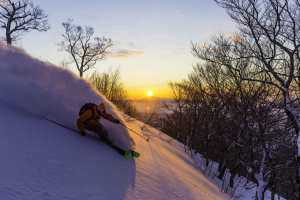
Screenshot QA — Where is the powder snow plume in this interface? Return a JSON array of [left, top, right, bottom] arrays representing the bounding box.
[[0, 46, 134, 149]]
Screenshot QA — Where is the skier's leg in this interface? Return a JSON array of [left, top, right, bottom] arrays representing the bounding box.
[[94, 123, 109, 141], [93, 124, 139, 158], [76, 119, 86, 136], [85, 120, 108, 139], [85, 121, 126, 155]]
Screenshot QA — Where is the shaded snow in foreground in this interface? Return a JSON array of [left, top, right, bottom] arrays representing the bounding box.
[[0, 103, 228, 200]]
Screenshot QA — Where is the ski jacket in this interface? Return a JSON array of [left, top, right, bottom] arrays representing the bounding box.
[[77, 104, 119, 135]]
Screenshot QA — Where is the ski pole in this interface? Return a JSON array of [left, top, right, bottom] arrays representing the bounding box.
[[120, 123, 150, 142]]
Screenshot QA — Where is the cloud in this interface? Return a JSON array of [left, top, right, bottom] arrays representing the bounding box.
[[108, 49, 144, 58]]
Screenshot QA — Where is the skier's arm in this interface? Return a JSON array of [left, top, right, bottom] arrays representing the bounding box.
[[101, 111, 120, 124], [77, 110, 93, 135]]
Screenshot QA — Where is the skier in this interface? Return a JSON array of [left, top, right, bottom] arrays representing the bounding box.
[[77, 102, 120, 137], [76, 102, 140, 159]]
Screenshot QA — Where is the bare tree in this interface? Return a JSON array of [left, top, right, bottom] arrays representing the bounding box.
[[90, 70, 126, 102], [195, 1, 300, 198], [90, 70, 138, 117], [162, 59, 294, 199], [0, 0, 49, 45], [60, 20, 113, 78]]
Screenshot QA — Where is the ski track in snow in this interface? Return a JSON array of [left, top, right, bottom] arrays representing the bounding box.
[[0, 104, 227, 200]]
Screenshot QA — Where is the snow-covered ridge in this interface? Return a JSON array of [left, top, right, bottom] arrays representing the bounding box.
[[0, 46, 227, 200]]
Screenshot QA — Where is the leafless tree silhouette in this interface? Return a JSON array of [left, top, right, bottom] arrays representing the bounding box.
[[0, 0, 49, 45], [200, 1, 300, 198], [90, 70, 138, 116], [60, 20, 112, 78]]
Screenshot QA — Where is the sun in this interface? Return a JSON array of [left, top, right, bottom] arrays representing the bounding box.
[[146, 90, 154, 97]]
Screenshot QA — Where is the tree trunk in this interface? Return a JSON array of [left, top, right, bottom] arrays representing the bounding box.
[[229, 172, 235, 188], [6, 28, 12, 45], [255, 150, 267, 200], [218, 163, 226, 179], [283, 91, 300, 200], [5, 17, 13, 46], [271, 191, 275, 200], [205, 157, 209, 167], [6, 35, 12, 45]]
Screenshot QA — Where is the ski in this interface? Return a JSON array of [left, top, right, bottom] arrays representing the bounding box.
[[42, 117, 140, 159]]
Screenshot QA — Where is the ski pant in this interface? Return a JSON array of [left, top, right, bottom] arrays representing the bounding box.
[[77, 120, 126, 155], [81, 120, 109, 139]]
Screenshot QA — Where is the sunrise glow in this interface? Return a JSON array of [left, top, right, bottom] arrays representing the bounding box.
[[146, 90, 154, 97]]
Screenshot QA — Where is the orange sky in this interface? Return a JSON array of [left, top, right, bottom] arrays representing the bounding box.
[[20, 1, 235, 100], [126, 85, 172, 99]]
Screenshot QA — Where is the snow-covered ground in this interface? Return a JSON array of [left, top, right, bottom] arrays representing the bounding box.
[[0, 47, 227, 200], [193, 154, 285, 200]]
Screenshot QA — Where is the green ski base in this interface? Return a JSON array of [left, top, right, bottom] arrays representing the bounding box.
[[124, 150, 141, 159]]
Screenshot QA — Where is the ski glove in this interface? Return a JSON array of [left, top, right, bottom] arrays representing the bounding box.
[[80, 131, 86, 136], [114, 119, 121, 124]]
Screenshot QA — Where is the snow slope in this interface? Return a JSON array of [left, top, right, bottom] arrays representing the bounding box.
[[0, 47, 227, 200]]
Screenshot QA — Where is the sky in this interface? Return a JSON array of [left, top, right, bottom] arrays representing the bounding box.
[[15, 0, 235, 99]]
